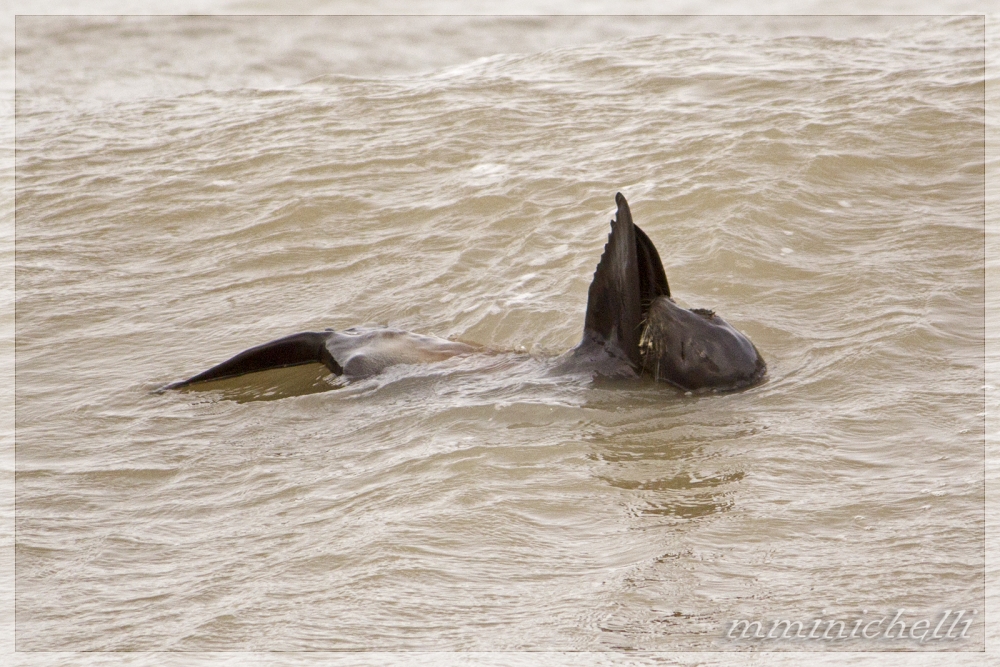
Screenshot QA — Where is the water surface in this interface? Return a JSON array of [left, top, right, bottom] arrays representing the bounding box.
[[14, 15, 986, 654]]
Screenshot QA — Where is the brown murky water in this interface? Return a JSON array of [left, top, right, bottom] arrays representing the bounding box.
[[12, 13, 988, 660]]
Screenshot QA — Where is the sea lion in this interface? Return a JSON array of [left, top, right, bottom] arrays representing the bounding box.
[[562, 192, 766, 391], [164, 193, 765, 392]]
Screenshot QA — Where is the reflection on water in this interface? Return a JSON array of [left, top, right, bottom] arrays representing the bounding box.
[[603, 471, 745, 520], [157, 362, 343, 402]]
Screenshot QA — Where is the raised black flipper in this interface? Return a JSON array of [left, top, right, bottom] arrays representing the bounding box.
[[634, 222, 669, 306], [581, 192, 644, 369], [163, 331, 342, 390]]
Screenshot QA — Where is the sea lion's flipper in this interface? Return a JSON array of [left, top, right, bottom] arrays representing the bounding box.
[[634, 223, 669, 304], [582, 192, 645, 368], [164, 331, 342, 389]]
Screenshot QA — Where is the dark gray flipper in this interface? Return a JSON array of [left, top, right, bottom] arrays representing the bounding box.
[[163, 331, 342, 390], [634, 223, 669, 305], [581, 192, 644, 369]]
